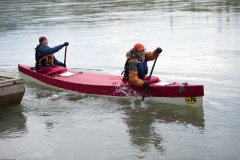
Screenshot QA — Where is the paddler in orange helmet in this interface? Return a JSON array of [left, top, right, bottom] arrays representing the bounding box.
[[122, 43, 162, 88]]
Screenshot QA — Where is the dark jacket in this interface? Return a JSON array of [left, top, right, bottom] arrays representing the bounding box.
[[35, 44, 64, 68]]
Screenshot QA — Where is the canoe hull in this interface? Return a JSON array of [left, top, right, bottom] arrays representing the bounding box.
[[18, 64, 204, 107]]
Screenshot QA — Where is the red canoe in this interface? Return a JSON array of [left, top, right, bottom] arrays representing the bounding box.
[[18, 64, 204, 107]]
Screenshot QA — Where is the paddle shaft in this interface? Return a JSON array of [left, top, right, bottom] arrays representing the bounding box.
[[64, 46, 67, 65], [142, 54, 159, 101]]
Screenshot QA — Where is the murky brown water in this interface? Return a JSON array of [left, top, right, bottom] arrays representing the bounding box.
[[0, 0, 240, 159]]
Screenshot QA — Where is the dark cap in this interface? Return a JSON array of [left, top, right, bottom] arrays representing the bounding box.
[[39, 36, 47, 43]]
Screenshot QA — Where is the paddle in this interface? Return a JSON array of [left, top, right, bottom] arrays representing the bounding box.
[[64, 46, 67, 67], [141, 49, 161, 101]]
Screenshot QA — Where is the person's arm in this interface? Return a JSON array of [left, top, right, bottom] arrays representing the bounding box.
[[145, 50, 158, 61], [145, 47, 162, 61], [37, 44, 64, 58], [128, 61, 144, 87]]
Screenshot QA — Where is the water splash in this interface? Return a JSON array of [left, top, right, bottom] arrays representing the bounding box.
[[114, 84, 153, 109], [140, 101, 147, 110], [114, 84, 142, 108]]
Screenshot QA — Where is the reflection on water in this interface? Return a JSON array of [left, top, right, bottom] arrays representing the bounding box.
[[152, 104, 205, 129], [122, 102, 204, 152], [0, 105, 27, 139], [42, 90, 205, 153], [124, 107, 164, 152], [23, 83, 205, 154]]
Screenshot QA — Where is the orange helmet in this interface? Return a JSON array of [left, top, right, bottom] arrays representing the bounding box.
[[133, 43, 145, 51]]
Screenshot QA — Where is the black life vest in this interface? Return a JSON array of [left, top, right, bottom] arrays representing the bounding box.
[[35, 45, 55, 68], [122, 57, 148, 80]]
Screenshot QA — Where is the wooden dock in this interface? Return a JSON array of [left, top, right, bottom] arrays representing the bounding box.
[[0, 75, 25, 107]]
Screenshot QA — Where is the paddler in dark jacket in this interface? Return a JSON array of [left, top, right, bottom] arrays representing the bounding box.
[[35, 36, 69, 69], [122, 43, 162, 88]]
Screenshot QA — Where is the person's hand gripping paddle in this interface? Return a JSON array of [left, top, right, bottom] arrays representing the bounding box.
[[141, 47, 162, 102]]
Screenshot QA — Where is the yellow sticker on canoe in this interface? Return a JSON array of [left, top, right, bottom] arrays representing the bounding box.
[[185, 97, 197, 104]]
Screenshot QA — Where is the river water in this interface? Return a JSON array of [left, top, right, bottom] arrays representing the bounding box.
[[0, 0, 240, 159]]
